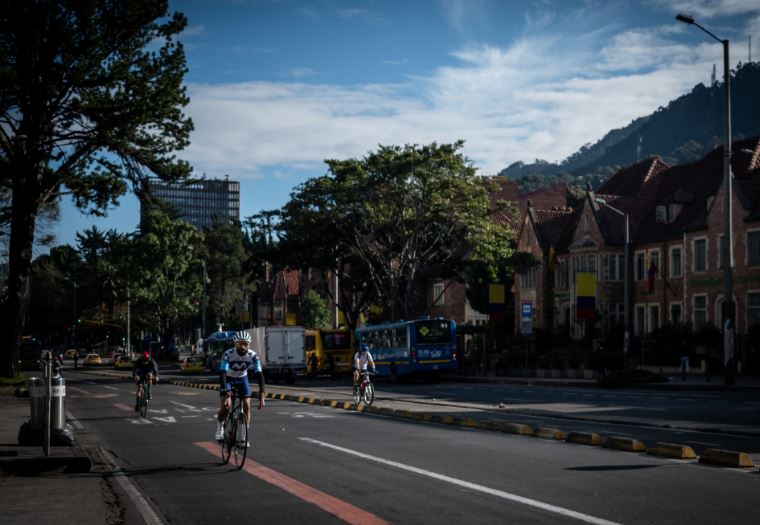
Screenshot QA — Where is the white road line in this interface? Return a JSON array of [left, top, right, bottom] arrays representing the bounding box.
[[103, 386, 121, 391], [65, 410, 84, 430], [300, 438, 622, 525], [97, 447, 165, 525]]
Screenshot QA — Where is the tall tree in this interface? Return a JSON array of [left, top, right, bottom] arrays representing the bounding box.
[[0, 1, 193, 377], [202, 221, 249, 329], [279, 142, 516, 322], [132, 211, 203, 352]]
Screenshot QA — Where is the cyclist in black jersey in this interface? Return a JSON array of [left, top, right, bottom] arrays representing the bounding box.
[[133, 351, 159, 412]]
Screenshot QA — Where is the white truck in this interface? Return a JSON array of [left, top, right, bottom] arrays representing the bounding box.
[[248, 326, 306, 384]]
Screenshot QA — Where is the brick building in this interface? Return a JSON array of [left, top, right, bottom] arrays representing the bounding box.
[[514, 137, 760, 362]]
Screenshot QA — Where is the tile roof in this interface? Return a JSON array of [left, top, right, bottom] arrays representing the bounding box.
[[635, 137, 760, 243], [532, 208, 575, 250]]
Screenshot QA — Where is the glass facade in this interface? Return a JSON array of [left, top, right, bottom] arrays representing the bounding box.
[[146, 178, 240, 229]]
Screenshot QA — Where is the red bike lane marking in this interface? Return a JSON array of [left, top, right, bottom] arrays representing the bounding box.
[[194, 441, 390, 525], [113, 403, 134, 412]]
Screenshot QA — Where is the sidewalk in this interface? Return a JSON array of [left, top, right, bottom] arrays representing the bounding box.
[[0, 386, 106, 525]]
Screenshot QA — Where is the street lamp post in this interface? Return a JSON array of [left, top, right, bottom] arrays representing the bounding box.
[[677, 14, 735, 384], [596, 198, 630, 360]]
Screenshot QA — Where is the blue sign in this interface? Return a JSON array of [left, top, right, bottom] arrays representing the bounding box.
[[521, 302, 533, 318]]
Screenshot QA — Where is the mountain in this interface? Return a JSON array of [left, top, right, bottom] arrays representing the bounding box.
[[501, 62, 760, 191]]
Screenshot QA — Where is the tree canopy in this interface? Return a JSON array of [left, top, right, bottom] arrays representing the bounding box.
[[277, 141, 516, 323], [0, 0, 193, 377]]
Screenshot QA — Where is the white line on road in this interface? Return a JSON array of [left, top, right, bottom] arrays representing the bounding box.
[[103, 386, 121, 391], [97, 447, 165, 525], [300, 438, 622, 525], [65, 410, 84, 430]]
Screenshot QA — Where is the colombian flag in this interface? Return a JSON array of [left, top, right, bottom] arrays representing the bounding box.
[[575, 272, 596, 320]]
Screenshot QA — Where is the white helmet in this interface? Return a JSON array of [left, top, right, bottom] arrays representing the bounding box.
[[234, 331, 252, 343]]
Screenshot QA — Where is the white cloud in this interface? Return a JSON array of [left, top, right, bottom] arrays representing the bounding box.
[[181, 1, 759, 188], [651, 0, 760, 19]]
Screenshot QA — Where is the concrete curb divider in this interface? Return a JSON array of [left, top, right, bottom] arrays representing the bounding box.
[[565, 432, 603, 446], [532, 427, 566, 440], [603, 436, 646, 452], [647, 442, 697, 459], [501, 422, 533, 435], [139, 377, 756, 469], [698, 449, 754, 468]]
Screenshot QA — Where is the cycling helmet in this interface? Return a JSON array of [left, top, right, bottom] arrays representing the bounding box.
[[359, 343, 369, 352], [234, 331, 252, 344], [142, 351, 150, 359]]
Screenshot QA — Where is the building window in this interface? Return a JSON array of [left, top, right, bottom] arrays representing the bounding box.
[[556, 260, 568, 289], [635, 305, 646, 336], [670, 246, 682, 278], [650, 250, 660, 278], [649, 304, 660, 333], [748, 292, 760, 328], [635, 252, 645, 281], [587, 255, 597, 276], [670, 303, 682, 324], [607, 303, 623, 328], [606, 254, 625, 281], [522, 268, 536, 289], [693, 295, 707, 331], [693, 238, 707, 273], [656, 205, 667, 223], [748, 231, 760, 267], [433, 282, 445, 306]]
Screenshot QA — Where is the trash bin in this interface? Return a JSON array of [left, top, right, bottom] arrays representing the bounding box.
[[27, 374, 66, 430], [28, 377, 46, 430]]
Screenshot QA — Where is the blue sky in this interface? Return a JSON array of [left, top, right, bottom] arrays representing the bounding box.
[[48, 0, 760, 252]]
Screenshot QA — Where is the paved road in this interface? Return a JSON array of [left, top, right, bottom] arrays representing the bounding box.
[[64, 372, 759, 525]]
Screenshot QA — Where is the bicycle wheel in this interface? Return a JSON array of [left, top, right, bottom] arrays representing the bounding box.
[[352, 385, 360, 404], [220, 415, 233, 465], [363, 382, 374, 406], [233, 411, 248, 470], [138, 388, 148, 418]]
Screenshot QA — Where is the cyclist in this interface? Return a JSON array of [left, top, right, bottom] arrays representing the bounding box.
[[133, 351, 159, 412], [215, 331, 265, 442], [353, 343, 376, 394]]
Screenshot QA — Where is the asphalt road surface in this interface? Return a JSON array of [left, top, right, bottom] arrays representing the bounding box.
[[64, 372, 759, 525]]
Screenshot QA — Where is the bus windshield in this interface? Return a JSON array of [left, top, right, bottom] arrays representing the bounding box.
[[414, 320, 452, 345], [320, 331, 352, 351]]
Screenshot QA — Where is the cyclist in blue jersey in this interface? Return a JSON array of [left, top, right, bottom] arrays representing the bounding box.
[[215, 331, 265, 441]]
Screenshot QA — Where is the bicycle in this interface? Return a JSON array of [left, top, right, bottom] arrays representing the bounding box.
[[219, 386, 249, 470], [352, 370, 375, 406], [135, 374, 154, 418]]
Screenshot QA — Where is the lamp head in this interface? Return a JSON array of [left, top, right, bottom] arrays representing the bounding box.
[[676, 14, 694, 24]]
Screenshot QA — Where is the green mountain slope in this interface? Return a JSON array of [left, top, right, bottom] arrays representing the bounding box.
[[501, 62, 760, 192]]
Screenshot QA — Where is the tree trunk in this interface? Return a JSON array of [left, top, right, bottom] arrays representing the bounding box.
[[1, 177, 39, 378]]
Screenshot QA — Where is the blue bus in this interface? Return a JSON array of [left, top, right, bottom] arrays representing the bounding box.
[[355, 318, 457, 380], [203, 330, 238, 372]]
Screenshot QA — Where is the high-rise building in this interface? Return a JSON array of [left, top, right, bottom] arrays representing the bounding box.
[[145, 177, 240, 229]]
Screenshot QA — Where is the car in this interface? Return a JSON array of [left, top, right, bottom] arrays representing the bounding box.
[[64, 349, 78, 359], [180, 355, 205, 374], [113, 354, 134, 370], [83, 354, 102, 366]]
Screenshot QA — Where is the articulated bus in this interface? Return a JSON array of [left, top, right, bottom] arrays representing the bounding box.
[[305, 328, 354, 376], [355, 317, 457, 380]]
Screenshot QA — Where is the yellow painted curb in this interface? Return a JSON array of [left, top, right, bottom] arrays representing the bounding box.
[[501, 422, 533, 435], [565, 432, 603, 446], [532, 427, 566, 440], [698, 449, 754, 468], [647, 442, 697, 459], [603, 436, 646, 452], [478, 420, 504, 431]]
